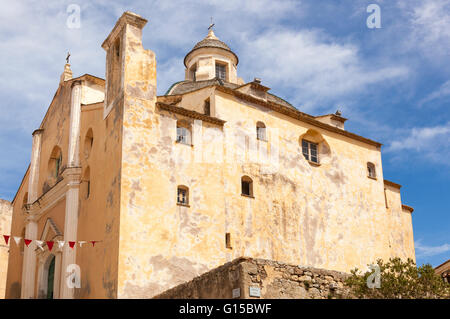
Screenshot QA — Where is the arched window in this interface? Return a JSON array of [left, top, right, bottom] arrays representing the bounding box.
[[367, 162, 376, 179], [22, 192, 28, 208], [241, 176, 253, 197], [176, 120, 192, 145], [177, 185, 189, 205], [48, 146, 62, 185], [82, 166, 91, 199], [256, 121, 266, 141], [190, 64, 197, 81], [84, 128, 93, 159]]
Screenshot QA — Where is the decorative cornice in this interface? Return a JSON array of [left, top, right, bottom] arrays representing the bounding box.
[[401, 204, 414, 213], [384, 179, 402, 189], [26, 177, 67, 218], [315, 114, 348, 123], [70, 74, 105, 87], [62, 167, 82, 188], [236, 81, 270, 93], [32, 129, 44, 136], [435, 259, 450, 272], [25, 167, 81, 219], [214, 85, 382, 148], [157, 102, 226, 126], [71, 79, 82, 88]]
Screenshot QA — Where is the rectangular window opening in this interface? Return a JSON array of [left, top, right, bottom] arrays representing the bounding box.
[[242, 181, 250, 196], [215, 63, 226, 80], [204, 99, 210, 116], [177, 188, 188, 205], [225, 233, 232, 249], [302, 139, 319, 163]]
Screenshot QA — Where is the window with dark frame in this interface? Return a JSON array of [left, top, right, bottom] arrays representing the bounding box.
[[87, 180, 91, 198], [367, 162, 376, 178], [302, 139, 318, 163], [190, 65, 197, 81], [225, 233, 232, 249], [204, 99, 210, 116], [215, 63, 226, 80], [177, 186, 188, 205], [55, 154, 62, 177], [241, 176, 253, 197]]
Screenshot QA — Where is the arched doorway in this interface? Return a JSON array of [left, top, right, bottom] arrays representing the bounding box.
[[46, 255, 55, 299]]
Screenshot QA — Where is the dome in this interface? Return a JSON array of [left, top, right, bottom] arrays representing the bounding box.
[[184, 29, 239, 67]]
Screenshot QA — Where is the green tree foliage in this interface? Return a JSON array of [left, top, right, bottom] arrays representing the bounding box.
[[345, 257, 450, 299]]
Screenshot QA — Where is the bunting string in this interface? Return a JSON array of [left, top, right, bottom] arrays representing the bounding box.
[[2, 235, 101, 250]]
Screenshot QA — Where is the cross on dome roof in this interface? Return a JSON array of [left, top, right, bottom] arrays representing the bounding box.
[[184, 26, 238, 67]]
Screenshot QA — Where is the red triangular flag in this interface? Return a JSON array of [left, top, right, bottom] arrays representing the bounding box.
[[69, 241, 76, 249], [90, 241, 97, 247], [46, 241, 54, 251], [3, 235, 9, 245], [24, 239, 32, 247]]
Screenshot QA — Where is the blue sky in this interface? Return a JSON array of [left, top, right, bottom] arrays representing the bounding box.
[[0, 0, 448, 267]]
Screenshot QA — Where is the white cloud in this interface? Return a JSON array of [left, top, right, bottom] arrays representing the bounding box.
[[239, 28, 409, 112], [387, 124, 450, 152], [415, 240, 450, 258], [385, 123, 450, 164], [407, 0, 450, 59], [418, 80, 450, 107]]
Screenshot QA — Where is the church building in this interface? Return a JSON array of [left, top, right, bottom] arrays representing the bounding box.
[[5, 11, 415, 299]]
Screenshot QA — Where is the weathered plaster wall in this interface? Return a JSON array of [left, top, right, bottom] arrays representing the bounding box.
[[0, 199, 12, 298], [385, 185, 415, 261], [179, 87, 215, 115], [154, 257, 353, 299], [5, 80, 72, 299], [5, 171, 29, 299], [115, 20, 161, 299], [76, 91, 123, 298], [37, 82, 72, 195], [121, 82, 414, 298], [213, 90, 414, 271]]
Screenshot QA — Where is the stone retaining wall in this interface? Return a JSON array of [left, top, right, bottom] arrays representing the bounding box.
[[154, 257, 354, 299]]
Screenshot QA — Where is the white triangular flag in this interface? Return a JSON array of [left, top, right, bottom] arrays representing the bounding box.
[[35, 240, 44, 251], [57, 241, 65, 250], [13, 237, 22, 245], [79, 241, 87, 247]]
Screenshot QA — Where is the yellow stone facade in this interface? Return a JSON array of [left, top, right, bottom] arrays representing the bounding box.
[[5, 11, 414, 299], [0, 199, 12, 298]]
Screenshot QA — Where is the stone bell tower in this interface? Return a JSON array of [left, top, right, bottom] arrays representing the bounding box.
[[101, 11, 158, 298], [102, 11, 156, 119]]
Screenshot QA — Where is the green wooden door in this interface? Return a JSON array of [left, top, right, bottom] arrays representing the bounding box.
[[47, 255, 55, 299]]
